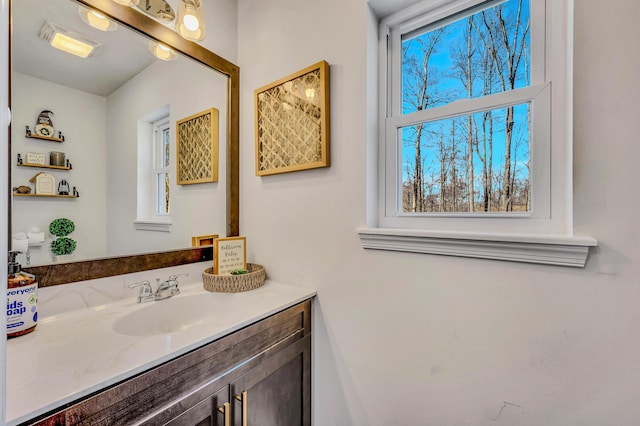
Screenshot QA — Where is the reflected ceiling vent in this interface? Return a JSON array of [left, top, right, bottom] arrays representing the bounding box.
[[39, 21, 103, 58]]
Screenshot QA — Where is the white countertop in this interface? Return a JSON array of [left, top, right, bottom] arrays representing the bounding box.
[[6, 267, 316, 426]]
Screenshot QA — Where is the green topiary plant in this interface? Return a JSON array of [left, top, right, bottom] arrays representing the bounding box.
[[49, 218, 75, 237], [50, 237, 77, 256]]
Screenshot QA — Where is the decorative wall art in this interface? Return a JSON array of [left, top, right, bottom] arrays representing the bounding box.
[[254, 60, 330, 176], [176, 107, 219, 185]]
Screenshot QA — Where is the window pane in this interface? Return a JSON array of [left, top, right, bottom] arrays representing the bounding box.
[[401, 103, 530, 213], [402, 0, 530, 114], [162, 127, 170, 168], [156, 172, 170, 215]]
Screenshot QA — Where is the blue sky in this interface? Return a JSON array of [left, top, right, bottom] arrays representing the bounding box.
[[400, 0, 531, 200]]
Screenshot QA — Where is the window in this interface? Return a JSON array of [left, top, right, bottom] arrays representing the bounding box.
[[134, 107, 172, 232], [358, 0, 597, 266], [154, 117, 171, 216]]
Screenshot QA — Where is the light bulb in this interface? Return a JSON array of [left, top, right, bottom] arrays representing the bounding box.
[[183, 6, 200, 31]]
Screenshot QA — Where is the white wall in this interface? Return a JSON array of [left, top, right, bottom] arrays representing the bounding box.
[[106, 57, 228, 255], [11, 73, 107, 266], [238, 1, 640, 425]]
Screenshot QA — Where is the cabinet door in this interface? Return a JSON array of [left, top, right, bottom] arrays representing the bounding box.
[[165, 386, 231, 426], [231, 334, 311, 426]]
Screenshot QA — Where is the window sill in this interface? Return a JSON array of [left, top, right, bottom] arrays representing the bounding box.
[[356, 228, 597, 267], [134, 220, 172, 232]]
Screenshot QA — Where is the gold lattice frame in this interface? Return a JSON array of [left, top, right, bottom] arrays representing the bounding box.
[[176, 108, 219, 185], [254, 61, 330, 176]]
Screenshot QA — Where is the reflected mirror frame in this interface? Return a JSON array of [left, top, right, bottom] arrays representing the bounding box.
[[13, 0, 240, 287]]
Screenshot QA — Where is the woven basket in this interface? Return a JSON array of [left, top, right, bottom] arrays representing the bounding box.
[[202, 263, 266, 293]]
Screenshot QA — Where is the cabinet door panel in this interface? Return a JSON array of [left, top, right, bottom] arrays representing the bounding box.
[[232, 335, 310, 426], [165, 386, 230, 426]]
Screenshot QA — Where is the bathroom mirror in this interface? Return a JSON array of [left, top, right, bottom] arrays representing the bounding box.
[[9, 0, 239, 284]]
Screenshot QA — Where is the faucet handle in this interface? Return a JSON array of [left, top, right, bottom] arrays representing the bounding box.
[[126, 280, 154, 303], [168, 273, 189, 281]]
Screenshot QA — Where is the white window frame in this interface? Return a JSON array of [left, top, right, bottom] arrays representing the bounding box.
[[134, 110, 172, 233], [358, 0, 597, 266]]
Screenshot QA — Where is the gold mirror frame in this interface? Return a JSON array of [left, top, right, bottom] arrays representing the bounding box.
[[11, 0, 240, 287]]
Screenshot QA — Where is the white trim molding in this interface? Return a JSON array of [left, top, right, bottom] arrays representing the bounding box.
[[357, 228, 597, 267], [133, 220, 172, 232]]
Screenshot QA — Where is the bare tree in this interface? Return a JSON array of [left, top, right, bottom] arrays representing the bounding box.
[[477, 0, 529, 211], [402, 29, 446, 212]]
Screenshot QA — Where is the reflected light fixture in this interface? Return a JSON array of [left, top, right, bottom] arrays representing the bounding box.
[[78, 6, 118, 31], [39, 21, 102, 58], [112, 0, 139, 6], [149, 41, 177, 61], [175, 0, 205, 41]]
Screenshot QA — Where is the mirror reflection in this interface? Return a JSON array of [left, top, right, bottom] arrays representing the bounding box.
[[11, 0, 228, 267]]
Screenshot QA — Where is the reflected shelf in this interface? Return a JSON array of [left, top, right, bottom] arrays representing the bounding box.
[[17, 163, 71, 171], [13, 194, 78, 199], [25, 134, 64, 143]]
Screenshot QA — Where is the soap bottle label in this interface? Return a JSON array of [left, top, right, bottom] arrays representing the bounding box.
[[6, 283, 38, 334]]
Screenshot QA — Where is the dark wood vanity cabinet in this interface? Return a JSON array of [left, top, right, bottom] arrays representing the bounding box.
[[27, 300, 312, 426]]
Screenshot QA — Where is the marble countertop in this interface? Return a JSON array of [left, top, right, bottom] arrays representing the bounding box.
[[6, 263, 315, 426]]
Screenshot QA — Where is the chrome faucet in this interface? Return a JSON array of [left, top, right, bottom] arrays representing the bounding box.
[[126, 280, 154, 303], [126, 273, 189, 303], [154, 273, 189, 301]]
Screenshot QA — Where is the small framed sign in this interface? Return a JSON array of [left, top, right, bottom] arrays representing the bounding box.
[[213, 236, 246, 275], [26, 152, 46, 165]]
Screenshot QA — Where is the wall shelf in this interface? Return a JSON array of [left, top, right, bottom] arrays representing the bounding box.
[[13, 193, 78, 199], [17, 163, 71, 171], [25, 134, 64, 143]]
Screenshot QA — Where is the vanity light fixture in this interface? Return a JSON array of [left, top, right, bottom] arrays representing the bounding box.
[[175, 0, 205, 41], [38, 21, 103, 58], [113, 0, 205, 41], [78, 6, 118, 31], [149, 40, 177, 61]]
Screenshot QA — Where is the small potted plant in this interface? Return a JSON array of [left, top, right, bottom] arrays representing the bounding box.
[[49, 218, 76, 261]]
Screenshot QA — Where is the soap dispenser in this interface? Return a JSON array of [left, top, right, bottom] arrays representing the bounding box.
[[7, 251, 38, 338]]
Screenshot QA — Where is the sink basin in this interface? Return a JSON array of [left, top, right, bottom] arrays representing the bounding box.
[[112, 294, 225, 336]]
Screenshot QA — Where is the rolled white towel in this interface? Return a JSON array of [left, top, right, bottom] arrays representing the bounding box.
[[27, 231, 45, 244], [12, 232, 29, 252]]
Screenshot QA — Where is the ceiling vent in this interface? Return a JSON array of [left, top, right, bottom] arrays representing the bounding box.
[[38, 21, 103, 58]]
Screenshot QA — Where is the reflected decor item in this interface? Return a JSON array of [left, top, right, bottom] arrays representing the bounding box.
[[34, 110, 55, 138], [191, 234, 219, 247], [30, 172, 56, 195], [26, 152, 45, 165], [254, 60, 331, 176], [58, 179, 70, 195], [49, 218, 77, 258], [176, 108, 219, 185], [13, 186, 31, 195], [50, 151, 65, 166]]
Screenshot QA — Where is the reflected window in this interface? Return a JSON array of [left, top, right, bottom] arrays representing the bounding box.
[[154, 117, 171, 215]]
